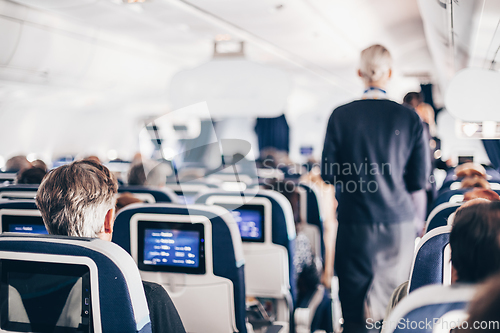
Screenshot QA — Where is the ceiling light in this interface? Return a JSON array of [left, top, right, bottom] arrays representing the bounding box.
[[462, 123, 479, 137]]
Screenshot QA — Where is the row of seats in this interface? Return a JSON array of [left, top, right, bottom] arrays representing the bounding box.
[[381, 168, 500, 332], [0, 181, 331, 333]]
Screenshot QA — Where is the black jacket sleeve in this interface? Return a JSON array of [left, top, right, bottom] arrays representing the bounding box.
[[404, 119, 430, 192], [142, 281, 186, 333]]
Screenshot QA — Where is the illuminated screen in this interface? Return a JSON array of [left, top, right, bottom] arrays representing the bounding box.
[[138, 221, 205, 274], [2, 215, 48, 234], [219, 204, 265, 243], [0, 260, 91, 332]]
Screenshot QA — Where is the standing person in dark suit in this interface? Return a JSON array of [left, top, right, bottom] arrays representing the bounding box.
[[321, 44, 428, 333]]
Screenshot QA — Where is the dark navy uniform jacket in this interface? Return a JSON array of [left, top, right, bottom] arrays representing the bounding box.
[[321, 99, 429, 224]]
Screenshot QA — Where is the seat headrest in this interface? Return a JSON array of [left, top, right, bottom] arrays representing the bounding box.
[[409, 226, 452, 293], [0, 234, 151, 333], [382, 284, 476, 333], [112, 203, 246, 333], [0, 200, 38, 210], [425, 203, 461, 233], [118, 185, 178, 203]]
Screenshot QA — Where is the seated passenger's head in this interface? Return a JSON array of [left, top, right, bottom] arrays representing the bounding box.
[[463, 188, 500, 202], [460, 175, 491, 190], [450, 201, 500, 283], [403, 92, 422, 109], [17, 167, 46, 184], [358, 44, 392, 87], [5, 155, 32, 173], [462, 272, 500, 333], [31, 159, 47, 172], [116, 192, 143, 212], [415, 103, 435, 126], [455, 162, 486, 178], [128, 160, 170, 187], [35, 159, 118, 241], [128, 163, 147, 185]]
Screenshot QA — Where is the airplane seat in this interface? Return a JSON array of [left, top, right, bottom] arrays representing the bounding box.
[[195, 190, 296, 329], [0, 172, 17, 184], [113, 203, 249, 333], [424, 202, 460, 233], [165, 181, 220, 205], [0, 200, 45, 234], [118, 185, 178, 203], [434, 187, 500, 208], [408, 226, 452, 293], [0, 233, 152, 333], [0, 184, 39, 200], [382, 284, 476, 333], [294, 285, 333, 333], [298, 183, 324, 264]]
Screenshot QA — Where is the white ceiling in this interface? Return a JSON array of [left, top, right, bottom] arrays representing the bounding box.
[[0, 0, 437, 160]]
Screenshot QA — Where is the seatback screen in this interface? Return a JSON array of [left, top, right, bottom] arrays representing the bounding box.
[[219, 204, 265, 243], [2, 215, 48, 235], [0, 259, 91, 332], [138, 221, 205, 274]]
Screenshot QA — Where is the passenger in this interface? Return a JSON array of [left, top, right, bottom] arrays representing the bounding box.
[[31, 159, 48, 172], [461, 272, 500, 333], [128, 162, 147, 185], [116, 192, 143, 212], [321, 44, 428, 332], [16, 167, 46, 184], [404, 96, 437, 229], [128, 160, 171, 187], [463, 188, 500, 201], [35, 159, 186, 333], [402, 91, 423, 110], [5, 155, 32, 173], [85, 155, 101, 163], [385, 199, 500, 318], [300, 165, 337, 289], [460, 175, 491, 189], [449, 201, 500, 283], [415, 103, 436, 136], [455, 162, 487, 179]]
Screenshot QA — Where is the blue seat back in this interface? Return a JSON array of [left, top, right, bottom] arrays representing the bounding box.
[[0, 184, 39, 200], [383, 284, 476, 333], [0, 200, 38, 211], [0, 171, 17, 184], [424, 202, 460, 233], [434, 188, 500, 207], [408, 226, 451, 293], [118, 185, 178, 203], [113, 203, 246, 333], [0, 200, 44, 234], [0, 234, 152, 333], [195, 190, 297, 302], [298, 183, 324, 261]]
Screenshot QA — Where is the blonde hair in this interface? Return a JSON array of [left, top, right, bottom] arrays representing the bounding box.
[[359, 44, 392, 83], [416, 103, 436, 136]]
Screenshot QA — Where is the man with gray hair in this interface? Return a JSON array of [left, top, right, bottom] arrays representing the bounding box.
[[36, 159, 186, 333]]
